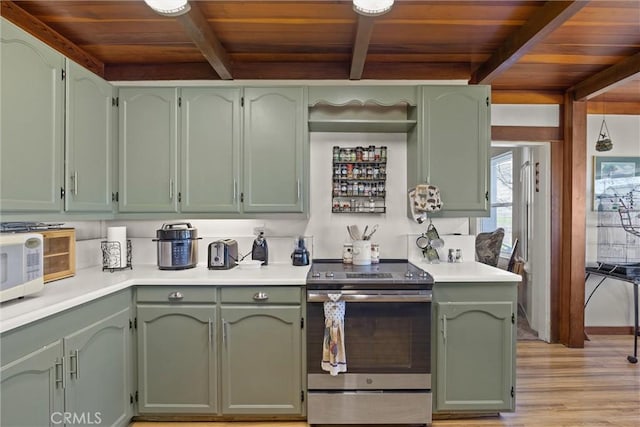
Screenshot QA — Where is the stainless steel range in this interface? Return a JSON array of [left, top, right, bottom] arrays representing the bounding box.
[[306, 259, 433, 426]]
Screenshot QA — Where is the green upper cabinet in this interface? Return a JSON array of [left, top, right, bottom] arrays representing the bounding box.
[[242, 87, 306, 213], [65, 60, 115, 213], [408, 85, 490, 216], [0, 18, 64, 212], [180, 87, 241, 213], [119, 87, 179, 213]]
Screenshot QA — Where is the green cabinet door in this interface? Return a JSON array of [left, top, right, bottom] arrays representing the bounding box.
[[137, 304, 217, 414], [180, 87, 241, 213], [410, 86, 490, 216], [0, 18, 64, 212], [65, 60, 115, 212], [119, 87, 178, 212], [435, 301, 515, 412], [220, 305, 302, 415], [0, 341, 64, 427], [243, 87, 306, 213], [64, 307, 132, 426]]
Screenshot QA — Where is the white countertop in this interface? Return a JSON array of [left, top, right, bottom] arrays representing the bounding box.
[[0, 263, 311, 334], [1, 259, 521, 334], [410, 256, 523, 282]]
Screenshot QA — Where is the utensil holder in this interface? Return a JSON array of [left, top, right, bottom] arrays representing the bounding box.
[[101, 240, 132, 272]]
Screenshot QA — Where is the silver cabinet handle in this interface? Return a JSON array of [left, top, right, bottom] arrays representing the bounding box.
[[296, 179, 301, 202], [253, 292, 269, 301], [55, 358, 64, 389], [169, 179, 174, 200], [71, 171, 79, 195], [222, 319, 229, 346], [208, 318, 213, 346], [69, 349, 79, 379], [168, 291, 184, 301], [233, 180, 237, 202], [442, 316, 447, 343]]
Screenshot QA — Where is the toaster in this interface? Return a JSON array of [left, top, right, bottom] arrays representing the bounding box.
[[208, 239, 238, 270]]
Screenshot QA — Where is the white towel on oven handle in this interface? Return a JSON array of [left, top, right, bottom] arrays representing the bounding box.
[[321, 293, 346, 376]]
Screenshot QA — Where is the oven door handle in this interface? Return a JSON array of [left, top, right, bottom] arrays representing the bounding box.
[[307, 291, 432, 303]]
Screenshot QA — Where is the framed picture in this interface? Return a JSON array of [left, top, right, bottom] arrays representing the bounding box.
[[593, 156, 640, 211]]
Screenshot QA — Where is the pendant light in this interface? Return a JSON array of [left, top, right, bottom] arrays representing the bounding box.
[[353, 0, 394, 16], [143, 0, 190, 17], [595, 100, 613, 152]]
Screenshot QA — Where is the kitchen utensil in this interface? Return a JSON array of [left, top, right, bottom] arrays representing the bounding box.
[[291, 236, 310, 266], [347, 226, 357, 241], [251, 231, 268, 265], [208, 239, 238, 270], [363, 224, 378, 240], [153, 222, 200, 270]]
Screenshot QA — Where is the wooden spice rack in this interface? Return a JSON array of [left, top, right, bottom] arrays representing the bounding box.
[[39, 228, 76, 283]]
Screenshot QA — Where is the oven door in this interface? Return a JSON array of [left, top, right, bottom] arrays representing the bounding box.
[[307, 290, 431, 383]]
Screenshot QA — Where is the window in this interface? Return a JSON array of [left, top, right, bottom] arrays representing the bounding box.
[[480, 151, 513, 256]]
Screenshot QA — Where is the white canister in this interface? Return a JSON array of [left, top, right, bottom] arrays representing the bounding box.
[[352, 240, 372, 265], [342, 243, 353, 264], [371, 243, 380, 264]]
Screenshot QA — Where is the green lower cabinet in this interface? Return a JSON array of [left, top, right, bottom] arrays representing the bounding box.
[[220, 305, 303, 415], [0, 291, 133, 427], [433, 282, 517, 414], [0, 341, 64, 427], [136, 304, 217, 414], [64, 307, 132, 426]]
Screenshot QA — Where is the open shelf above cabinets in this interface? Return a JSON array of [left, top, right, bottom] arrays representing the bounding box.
[[308, 103, 417, 133]]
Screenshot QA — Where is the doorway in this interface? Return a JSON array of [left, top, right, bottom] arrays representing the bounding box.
[[477, 143, 551, 342]]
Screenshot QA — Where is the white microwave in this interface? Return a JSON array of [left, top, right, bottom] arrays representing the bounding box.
[[0, 233, 44, 303]]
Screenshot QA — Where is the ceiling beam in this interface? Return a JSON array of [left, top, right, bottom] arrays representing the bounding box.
[[0, 0, 104, 77], [469, 1, 588, 85], [175, 2, 233, 80], [570, 52, 640, 101], [350, 15, 375, 80]]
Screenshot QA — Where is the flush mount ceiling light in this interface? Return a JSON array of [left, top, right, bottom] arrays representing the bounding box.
[[143, 0, 190, 17], [353, 0, 394, 16]]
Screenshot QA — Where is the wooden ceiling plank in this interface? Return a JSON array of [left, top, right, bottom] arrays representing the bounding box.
[[469, 1, 588, 84], [350, 15, 375, 80], [0, 0, 104, 77], [175, 1, 233, 80], [570, 52, 640, 101]]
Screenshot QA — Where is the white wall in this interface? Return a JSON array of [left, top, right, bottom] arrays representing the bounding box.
[[103, 132, 469, 266], [585, 114, 640, 327]]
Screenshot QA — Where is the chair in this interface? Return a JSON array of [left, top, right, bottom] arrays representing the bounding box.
[[475, 228, 505, 267]]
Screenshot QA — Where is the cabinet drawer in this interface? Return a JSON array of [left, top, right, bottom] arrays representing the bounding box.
[[136, 286, 216, 303], [220, 286, 301, 304]]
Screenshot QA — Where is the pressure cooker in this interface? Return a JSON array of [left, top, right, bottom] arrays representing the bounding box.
[[154, 222, 201, 270]]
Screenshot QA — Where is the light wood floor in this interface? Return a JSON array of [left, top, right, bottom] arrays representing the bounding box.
[[131, 335, 640, 427]]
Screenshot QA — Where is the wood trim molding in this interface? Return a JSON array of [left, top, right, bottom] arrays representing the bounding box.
[[492, 126, 561, 142], [587, 101, 640, 115], [176, 1, 233, 80], [470, 1, 588, 84], [492, 91, 564, 105], [559, 92, 587, 348], [585, 326, 637, 336], [571, 52, 640, 101], [350, 15, 375, 80], [0, 0, 104, 77]]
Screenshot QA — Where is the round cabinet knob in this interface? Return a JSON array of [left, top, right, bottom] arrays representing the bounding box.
[[405, 271, 414, 278], [325, 271, 334, 278], [312, 271, 321, 278]]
